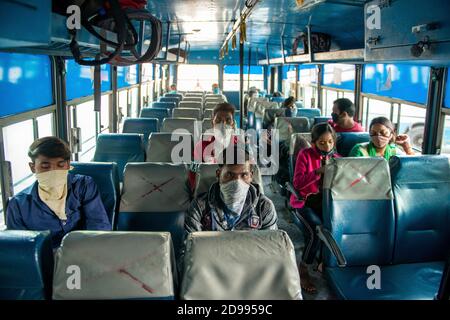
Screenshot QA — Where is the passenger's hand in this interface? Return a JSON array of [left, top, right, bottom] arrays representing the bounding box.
[[396, 134, 414, 154], [315, 166, 326, 175]]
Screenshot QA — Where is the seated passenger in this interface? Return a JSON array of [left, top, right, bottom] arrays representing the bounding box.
[[280, 96, 297, 118], [168, 83, 177, 94], [328, 98, 364, 132], [290, 123, 341, 293], [194, 102, 238, 163], [212, 83, 222, 95], [185, 144, 278, 232], [272, 91, 282, 98], [349, 116, 415, 159], [6, 137, 111, 247]]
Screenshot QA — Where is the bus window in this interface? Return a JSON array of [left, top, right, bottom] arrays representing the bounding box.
[[223, 65, 264, 92], [361, 97, 392, 130], [130, 87, 139, 118], [322, 89, 339, 116], [73, 101, 97, 162], [441, 116, 450, 154], [37, 113, 54, 138], [118, 90, 128, 128], [3, 120, 35, 194], [177, 64, 218, 92], [398, 103, 426, 151]]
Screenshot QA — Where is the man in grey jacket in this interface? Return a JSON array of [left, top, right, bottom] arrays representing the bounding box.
[[185, 144, 278, 232]]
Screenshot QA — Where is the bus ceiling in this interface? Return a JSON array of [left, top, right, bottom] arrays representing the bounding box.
[[0, 0, 450, 66]]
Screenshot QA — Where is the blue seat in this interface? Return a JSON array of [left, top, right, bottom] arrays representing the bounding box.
[[92, 134, 145, 182], [297, 108, 321, 126], [165, 93, 183, 101], [70, 162, 120, 227], [159, 97, 180, 108], [336, 132, 370, 157], [0, 230, 53, 300], [323, 156, 448, 299], [140, 107, 170, 130], [271, 97, 285, 103], [117, 163, 190, 259], [314, 116, 332, 126], [390, 155, 450, 264], [151, 101, 176, 110], [122, 118, 159, 143]]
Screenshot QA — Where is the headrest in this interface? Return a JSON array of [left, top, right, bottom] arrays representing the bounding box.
[[289, 133, 312, 155], [146, 132, 193, 163], [179, 101, 202, 109], [390, 155, 450, 185], [193, 163, 264, 197], [275, 117, 310, 140], [94, 134, 144, 155], [70, 162, 119, 224], [123, 118, 158, 138], [140, 107, 170, 119], [161, 118, 199, 136], [297, 108, 321, 118], [336, 132, 370, 157], [151, 102, 176, 109], [52, 231, 175, 300], [180, 230, 302, 300], [165, 93, 183, 100], [313, 116, 332, 126], [183, 97, 203, 103], [271, 97, 285, 103], [120, 163, 190, 212], [0, 230, 53, 299], [159, 96, 180, 103], [173, 108, 202, 120], [323, 158, 393, 200]]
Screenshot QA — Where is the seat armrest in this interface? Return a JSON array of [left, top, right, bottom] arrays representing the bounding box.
[[316, 225, 347, 267]]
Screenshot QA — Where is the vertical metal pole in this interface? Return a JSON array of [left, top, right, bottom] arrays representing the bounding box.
[[355, 64, 363, 122], [53, 57, 68, 141], [111, 65, 118, 133], [316, 65, 323, 110], [239, 40, 245, 129], [247, 46, 252, 91], [423, 67, 445, 154]]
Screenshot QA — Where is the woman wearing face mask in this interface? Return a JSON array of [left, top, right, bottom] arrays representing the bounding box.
[[290, 123, 341, 294], [6, 137, 111, 248], [281, 96, 298, 118], [349, 117, 415, 159]]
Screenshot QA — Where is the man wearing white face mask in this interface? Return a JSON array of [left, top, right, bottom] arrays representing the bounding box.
[[186, 144, 278, 232], [194, 102, 240, 163], [6, 137, 111, 247]]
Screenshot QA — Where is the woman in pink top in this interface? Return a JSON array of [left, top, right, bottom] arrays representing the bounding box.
[[290, 123, 341, 294]]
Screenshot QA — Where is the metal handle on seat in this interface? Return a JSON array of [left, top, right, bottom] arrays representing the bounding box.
[[317, 225, 347, 267]]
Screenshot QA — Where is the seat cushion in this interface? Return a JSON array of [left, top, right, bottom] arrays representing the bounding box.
[[326, 261, 444, 300]]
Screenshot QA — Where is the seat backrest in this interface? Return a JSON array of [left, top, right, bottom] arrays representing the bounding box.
[[52, 231, 175, 300], [323, 158, 395, 267], [179, 101, 202, 110], [173, 108, 202, 120], [204, 97, 224, 104], [180, 230, 302, 300], [151, 101, 176, 110], [390, 155, 450, 264], [204, 102, 218, 110], [165, 93, 183, 101], [201, 118, 213, 133], [140, 107, 170, 129], [288, 133, 312, 179], [314, 116, 332, 126], [182, 97, 203, 104], [0, 230, 53, 300], [203, 109, 213, 119], [117, 163, 191, 257], [275, 117, 310, 141], [161, 118, 199, 137], [122, 118, 159, 142], [336, 132, 370, 157], [70, 162, 119, 226], [185, 92, 203, 97], [271, 96, 285, 104], [92, 134, 145, 182], [159, 97, 180, 107], [146, 132, 193, 163], [297, 108, 321, 126], [263, 108, 283, 129], [193, 163, 264, 198]]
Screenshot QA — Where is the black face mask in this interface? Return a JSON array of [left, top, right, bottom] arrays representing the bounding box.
[[331, 112, 340, 123]]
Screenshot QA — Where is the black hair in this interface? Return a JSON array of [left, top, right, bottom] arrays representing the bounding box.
[[311, 123, 337, 144], [333, 98, 356, 117], [370, 116, 396, 143], [283, 96, 296, 108], [217, 143, 254, 171], [213, 102, 236, 118], [28, 136, 71, 162], [272, 92, 282, 97]]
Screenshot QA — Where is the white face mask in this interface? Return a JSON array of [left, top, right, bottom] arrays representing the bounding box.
[[291, 107, 298, 117], [36, 169, 69, 220], [214, 123, 234, 149], [219, 179, 250, 216]]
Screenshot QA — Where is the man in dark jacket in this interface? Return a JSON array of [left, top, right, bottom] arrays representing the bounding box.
[[185, 144, 278, 232]]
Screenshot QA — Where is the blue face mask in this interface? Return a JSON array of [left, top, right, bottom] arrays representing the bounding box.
[[213, 88, 220, 94]]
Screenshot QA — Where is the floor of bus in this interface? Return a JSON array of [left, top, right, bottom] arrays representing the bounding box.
[[262, 175, 336, 300]]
